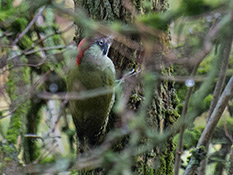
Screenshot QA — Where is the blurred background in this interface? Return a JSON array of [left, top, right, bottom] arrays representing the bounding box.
[[0, 0, 232, 174]]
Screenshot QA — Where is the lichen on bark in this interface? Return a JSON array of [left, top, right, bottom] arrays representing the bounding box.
[[0, 52, 30, 174]]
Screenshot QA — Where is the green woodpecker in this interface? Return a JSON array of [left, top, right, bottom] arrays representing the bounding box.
[[67, 35, 115, 147]]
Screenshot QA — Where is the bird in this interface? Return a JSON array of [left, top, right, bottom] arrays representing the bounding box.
[[67, 35, 115, 151]]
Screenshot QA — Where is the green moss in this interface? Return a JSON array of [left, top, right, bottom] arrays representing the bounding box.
[[0, 0, 13, 9], [2, 144, 16, 155], [138, 13, 169, 31], [154, 142, 175, 175], [18, 35, 33, 49], [166, 148, 175, 174], [203, 94, 213, 110], [69, 170, 79, 175], [40, 156, 55, 164], [0, 142, 18, 162], [198, 54, 213, 75], [180, 0, 211, 16], [23, 98, 44, 163], [168, 108, 180, 124], [5, 55, 30, 160], [156, 154, 166, 175], [188, 146, 207, 166], [173, 126, 203, 150], [11, 18, 28, 32]]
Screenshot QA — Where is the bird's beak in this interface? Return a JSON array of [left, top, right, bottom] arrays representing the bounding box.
[[106, 35, 114, 44]]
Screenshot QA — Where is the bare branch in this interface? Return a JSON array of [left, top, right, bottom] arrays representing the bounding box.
[[223, 123, 233, 143], [12, 6, 46, 46], [159, 75, 204, 83], [208, 37, 232, 118], [25, 134, 45, 143], [37, 88, 113, 100], [198, 20, 233, 174], [7, 43, 72, 64], [174, 86, 194, 175], [24, 23, 74, 52], [184, 76, 233, 175]]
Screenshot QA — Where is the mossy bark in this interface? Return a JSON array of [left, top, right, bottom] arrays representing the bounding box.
[[74, 0, 178, 174], [23, 95, 44, 164], [3, 55, 30, 173], [0, 2, 43, 169]]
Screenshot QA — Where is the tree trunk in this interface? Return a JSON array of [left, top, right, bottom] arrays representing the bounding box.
[[74, 0, 178, 174]]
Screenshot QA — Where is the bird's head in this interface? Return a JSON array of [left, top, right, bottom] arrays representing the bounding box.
[[76, 35, 114, 65]]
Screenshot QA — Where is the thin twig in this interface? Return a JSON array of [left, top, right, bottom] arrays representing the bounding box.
[[19, 49, 68, 67], [159, 75, 205, 83], [52, 2, 142, 50], [173, 18, 219, 173], [208, 40, 232, 119], [184, 76, 233, 175], [25, 134, 45, 144], [12, 6, 46, 46], [174, 64, 199, 175], [24, 23, 74, 53], [198, 18, 233, 174], [24, 45, 69, 55], [37, 88, 113, 100], [51, 99, 68, 133], [7, 44, 71, 62], [174, 86, 194, 175], [223, 123, 233, 143]]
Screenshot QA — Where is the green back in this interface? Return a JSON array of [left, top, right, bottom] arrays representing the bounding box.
[[67, 59, 115, 144]]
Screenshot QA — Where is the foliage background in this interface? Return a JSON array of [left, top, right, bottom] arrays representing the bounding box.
[[0, 0, 232, 174]]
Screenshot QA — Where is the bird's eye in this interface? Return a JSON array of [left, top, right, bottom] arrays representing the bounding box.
[[98, 40, 104, 46]]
